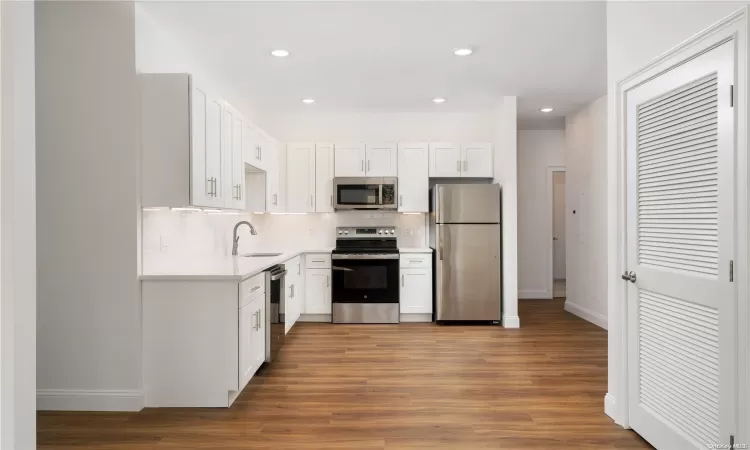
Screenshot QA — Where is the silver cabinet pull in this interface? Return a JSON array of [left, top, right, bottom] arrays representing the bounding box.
[[312, 259, 325, 263], [297, 263, 301, 275], [327, 275, 330, 287], [401, 274, 405, 287], [409, 259, 424, 263], [621, 271, 637, 283], [213, 178, 218, 197], [290, 284, 294, 298], [367, 160, 371, 172], [456, 160, 460, 172], [250, 285, 261, 292], [399, 194, 403, 207], [253, 311, 258, 330], [361, 160, 364, 172], [310, 195, 314, 208], [273, 193, 278, 205], [207, 177, 213, 196], [257, 309, 262, 330], [464, 160, 468, 171]]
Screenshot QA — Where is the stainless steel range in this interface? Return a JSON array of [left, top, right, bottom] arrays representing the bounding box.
[[331, 227, 399, 324]]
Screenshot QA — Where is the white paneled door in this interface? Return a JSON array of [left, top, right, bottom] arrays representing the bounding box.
[[461, 143, 493, 177], [365, 142, 398, 177], [429, 142, 461, 177], [334, 142, 366, 176], [625, 39, 736, 449]]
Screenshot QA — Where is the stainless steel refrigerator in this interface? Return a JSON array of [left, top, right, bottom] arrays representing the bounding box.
[[429, 184, 502, 322]]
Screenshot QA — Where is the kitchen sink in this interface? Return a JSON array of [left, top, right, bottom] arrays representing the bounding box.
[[243, 253, 283, 258]]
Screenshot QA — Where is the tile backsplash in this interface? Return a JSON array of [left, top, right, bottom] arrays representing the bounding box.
[[142, 210, 428, 261]]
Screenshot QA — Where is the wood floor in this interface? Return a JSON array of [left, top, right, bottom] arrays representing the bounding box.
[[38, 299, 652, 449]]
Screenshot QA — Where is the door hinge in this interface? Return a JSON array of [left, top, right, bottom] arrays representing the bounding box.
[[730, 260, 734, 282], [730, 85, 734, 107]]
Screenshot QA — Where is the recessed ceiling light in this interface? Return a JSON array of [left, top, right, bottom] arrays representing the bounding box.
[[433, 98, 446, 104], [271, 49, 289, 57], [454, 48, 473, 56], [302, 98, 315, 104], [540, 107, 554, 113]]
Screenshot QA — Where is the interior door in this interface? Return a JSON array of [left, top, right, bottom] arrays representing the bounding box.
[[365, 142, 397, 176], [625, 39, 736, 449], [429, 142, 461, 177], [334, 143, 366, 177]]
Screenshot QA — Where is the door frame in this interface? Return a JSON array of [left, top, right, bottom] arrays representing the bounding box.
[[546, 166, 566, 299], [609, 8, 749, 444]]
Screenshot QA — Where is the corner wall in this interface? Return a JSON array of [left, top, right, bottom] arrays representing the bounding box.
[[35, 1, 142, 411], [1, 1, 36, 447]]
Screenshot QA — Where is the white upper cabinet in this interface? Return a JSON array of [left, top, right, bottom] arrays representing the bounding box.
[[334, 142, 366, 176], [365, 142, 398, 177], [141, 73, 229, 208], [315, 143, 335, 213], [428, 142, 493, 178], [243, 125, 265, 171], [265, 141, 281, 212], [461, 143, 494, 178], [429, 142, 462, 178], [286, 142, 316, 213], [224, 104, 246, 210], [397, 142, 429, 212]]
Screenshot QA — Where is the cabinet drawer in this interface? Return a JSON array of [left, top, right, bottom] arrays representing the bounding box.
[[400, 254, 431, 268], [305, 253, 331, 269], [240, 273, 266, 308]]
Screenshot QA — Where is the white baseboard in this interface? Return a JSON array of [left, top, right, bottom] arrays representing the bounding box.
[[399, 313, 432, 323], [502, 314, 520, 328], [298, 314, 332, 323], [518, 289, 552, 299], [37, 389, 144, 412], [605, 393, 617, 421], [564, 301, 608, 330]]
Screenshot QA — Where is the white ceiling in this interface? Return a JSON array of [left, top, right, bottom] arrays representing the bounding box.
[[142, 1, 607, 126]]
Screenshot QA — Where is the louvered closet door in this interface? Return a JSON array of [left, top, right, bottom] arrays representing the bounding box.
[[625, 40, 736, 449]]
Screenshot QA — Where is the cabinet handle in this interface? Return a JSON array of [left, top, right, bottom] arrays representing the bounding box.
[[310, 195, 314, 208], [251, 285, 261, 292], [456, 160, 460, 172], [367, 160, 371, 172], [361, 160, 364, 172], [399, 194, 403, 207], [298, 263, 301, 275], [257, 309, 262, 330], [290, 284, 294, 298], [464, 160, 468, 171], [213, 178, 218, 197], [207, 178, 213, 196], [327, 275, 330, 287], [273, 193, 278, 205], [312, 259, 325, 263], [401, 274, 404, 287]]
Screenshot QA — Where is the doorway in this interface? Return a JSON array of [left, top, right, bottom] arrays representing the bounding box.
[[551, 169, 566, 298]]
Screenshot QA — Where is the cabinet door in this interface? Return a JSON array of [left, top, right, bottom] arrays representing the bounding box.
[[286, 143, 315, 213], [365, 142, 397, 177], [224, 108, 245, 210], [397, 142, 429, 212], [429, 143, 461, 178], [190, 85, 213, 207], [461, 143, 493, 178], [265, 142, 280, 212], [243, 125, 265, 170], [238, 301, 255, 388], [253, 300, 266, 369], [305, 269, 331, 314], [205, 97, 225, 207], [334, 143, 366, 177], [315, 143, 335, 213], [400, 268, 433, 314]]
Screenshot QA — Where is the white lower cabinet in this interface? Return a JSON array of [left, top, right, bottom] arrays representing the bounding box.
[[399, 253, 433, 320], [284, 255, 303, 332], [305, 268, 331, 314], [239, 294, 266, 389]]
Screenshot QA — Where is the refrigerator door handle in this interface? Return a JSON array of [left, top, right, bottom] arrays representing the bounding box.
[[439, 226, 444, 261], [437, 186, 444, 224]]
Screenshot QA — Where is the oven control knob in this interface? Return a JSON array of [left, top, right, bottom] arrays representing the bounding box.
[[378, 230, 383, 234], [338, 230, 343, 235], [344, 230, 349, 235], [389, 229, 395, 234]]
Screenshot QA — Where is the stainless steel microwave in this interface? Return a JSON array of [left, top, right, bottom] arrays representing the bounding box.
[[333, 177, 398, 210]]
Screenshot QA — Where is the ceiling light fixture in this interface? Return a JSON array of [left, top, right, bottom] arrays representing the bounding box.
[[271, 49, 289, 57], [540, 107, 554, 113], [454, 48, 473, 56], [433, 98, 446, 104], [302, 98, 315, 104]]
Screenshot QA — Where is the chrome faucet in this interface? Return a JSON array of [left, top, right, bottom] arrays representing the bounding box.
[[232, 221, 257, 256]]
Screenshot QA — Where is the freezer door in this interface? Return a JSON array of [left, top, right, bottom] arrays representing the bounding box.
[[435, 184, 500, 224], [436, 224, 501, 321]]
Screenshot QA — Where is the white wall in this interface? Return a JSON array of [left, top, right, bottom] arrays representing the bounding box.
[[36, 2, 142, 411], [516, 129, 565, 299], [564, 97, 608, 330], [605, 0, 749, 434], [1, 1, 36, 447]]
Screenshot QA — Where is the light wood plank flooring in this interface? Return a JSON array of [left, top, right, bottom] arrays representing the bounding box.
[[38, 299, 651, 449]]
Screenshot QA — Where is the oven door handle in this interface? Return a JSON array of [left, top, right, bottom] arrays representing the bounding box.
[[332, 254, 399, 260], [270, 269, 288, 281], [332, 266, 355, 271]]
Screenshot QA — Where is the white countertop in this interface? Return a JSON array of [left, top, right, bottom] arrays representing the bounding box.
[[399, 247, 433, 253], [141, 248, 334, 282]]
